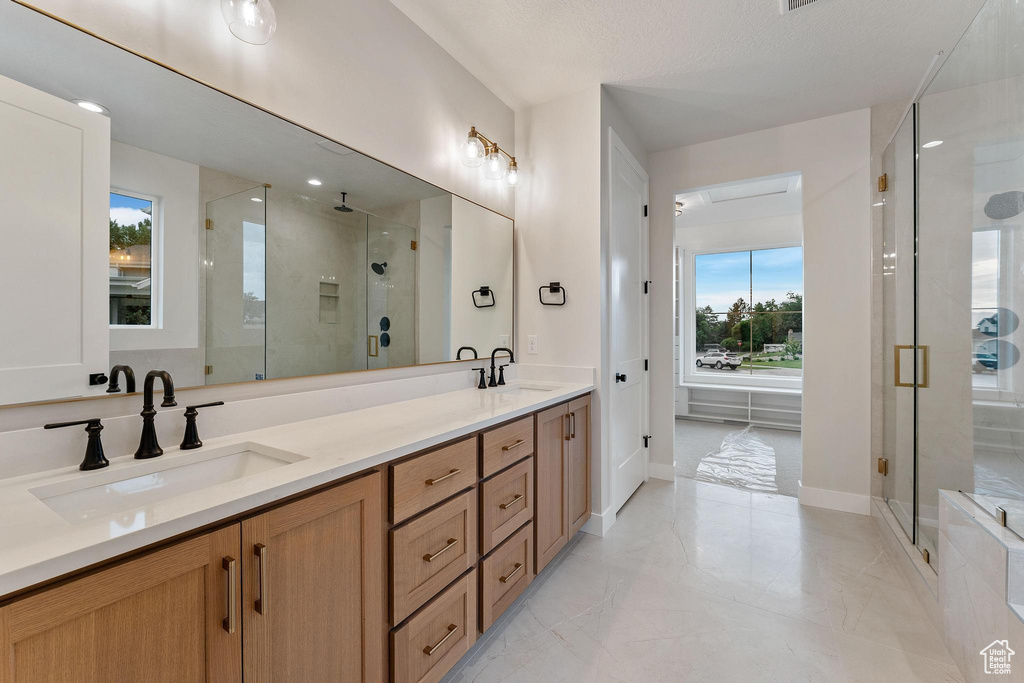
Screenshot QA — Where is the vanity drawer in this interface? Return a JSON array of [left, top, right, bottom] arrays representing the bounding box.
[[480, 521, 533, 631], [391, 489, 478, 624], [392, 437, 477, 524], [481, 416, 534, 478], [480, 456, 534, 554], [391, 568, 477, 683]]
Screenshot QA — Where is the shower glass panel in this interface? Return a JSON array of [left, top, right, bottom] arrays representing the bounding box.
[[366, 215, 417, 370], [263, 191, 367, 379], [913, 0, 1024, 550], [204, 186, 267, 385], [881, 109, 917, 543]]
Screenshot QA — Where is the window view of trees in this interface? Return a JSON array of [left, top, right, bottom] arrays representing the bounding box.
[[109, 192, 154, 326], [693, 247, 803, 377]]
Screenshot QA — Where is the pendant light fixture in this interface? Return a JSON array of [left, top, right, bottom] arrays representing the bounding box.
[[221, 0, 277, 45], [461, 126, 518, 189]]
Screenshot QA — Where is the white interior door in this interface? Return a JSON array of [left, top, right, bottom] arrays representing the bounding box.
[[609, 129, 650, 513], [0, 73, 110, 404]]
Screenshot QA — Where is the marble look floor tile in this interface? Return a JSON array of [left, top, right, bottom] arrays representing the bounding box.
[[444, 478, 961, 683], [834, 631, 964, 682]]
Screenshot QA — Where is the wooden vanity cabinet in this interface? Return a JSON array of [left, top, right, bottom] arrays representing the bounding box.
[[0, 525, 242, 683], [242, 471, 383, 683], [534, 395, 591, 574]]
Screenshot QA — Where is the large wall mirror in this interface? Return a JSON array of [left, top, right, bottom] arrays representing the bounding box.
[[0, 3, 513, 407]]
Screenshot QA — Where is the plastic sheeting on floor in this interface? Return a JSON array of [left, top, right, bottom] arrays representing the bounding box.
[[693, 426, 779, 493]]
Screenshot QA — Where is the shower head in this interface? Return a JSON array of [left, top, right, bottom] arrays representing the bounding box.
[[334, 191, 354, 213], [371, 262, 388, 275]]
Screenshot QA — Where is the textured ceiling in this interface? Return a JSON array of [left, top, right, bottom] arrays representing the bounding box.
[[390, 0, 988, 152]]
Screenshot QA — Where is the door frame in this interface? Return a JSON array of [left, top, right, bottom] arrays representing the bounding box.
[[605, 127, 650, 523]]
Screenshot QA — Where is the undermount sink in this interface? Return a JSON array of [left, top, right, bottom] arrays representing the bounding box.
[[497, 383, 557, 393], [30, 442, 306, 524]]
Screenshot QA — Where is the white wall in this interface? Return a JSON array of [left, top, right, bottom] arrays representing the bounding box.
[[650, 109, 873, 514], [417, 194, 453, 363], [450, 197, 514, 356], [515, 86, 604, 517], [27, 0, 515, 219], [109, 141, 200, 352]]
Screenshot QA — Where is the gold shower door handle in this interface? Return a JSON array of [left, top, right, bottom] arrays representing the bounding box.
[[368, 335, 379, 357], [894, 345, 929, 388]]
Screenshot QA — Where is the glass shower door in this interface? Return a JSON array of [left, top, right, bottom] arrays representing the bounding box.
[[881, 109, 918, 543], [204, 186, 266, 385], [366, 215, 417, 369]]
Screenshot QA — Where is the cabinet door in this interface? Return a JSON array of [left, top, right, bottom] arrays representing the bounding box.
[[534, 403, 569, 574], [242, 472, 383, 683], [0, 73, 110, 404], [567, 395, 592, 535], [0, 526, 241, 683]]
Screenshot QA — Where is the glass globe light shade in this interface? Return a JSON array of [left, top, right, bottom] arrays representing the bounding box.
[[506, 162, 519, 189], [483, 148, 507, 180], [461, 134, 485, 167], [221, 0, 277, 45]]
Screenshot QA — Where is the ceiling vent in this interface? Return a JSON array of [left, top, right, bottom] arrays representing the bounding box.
[[780, 0, 819, 14]]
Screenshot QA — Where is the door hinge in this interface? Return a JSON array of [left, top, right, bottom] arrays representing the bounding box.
[[643, 204, 648, 217], [877, 173, 888, 193], [921, 547, 930, 564], [877, 457, 888, 476], [643, 435, 651, 448], [643, 280, 651, 294], [205, 218, 214, 230], [205, 365, 213, 375], [410, 240, 418, 251], [644, 359, 649, 371]]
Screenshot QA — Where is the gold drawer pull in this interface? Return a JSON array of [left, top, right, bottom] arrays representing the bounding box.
[[499, 562, 524, 584], [499, 493, 524, 510], [423, 624, 458, 655], [425, 469, 461, 486], [423, 538, 458, 562], [501, 439, 526, 451], [222, 556, 236, 634]]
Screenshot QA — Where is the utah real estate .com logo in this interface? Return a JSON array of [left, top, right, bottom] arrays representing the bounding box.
[[980, 640, 1014, 675]]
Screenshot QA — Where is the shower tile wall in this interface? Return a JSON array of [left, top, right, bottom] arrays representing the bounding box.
[[265, 190, 367, 378], [370, 199, 420, 368]]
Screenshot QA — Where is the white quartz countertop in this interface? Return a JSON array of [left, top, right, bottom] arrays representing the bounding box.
[[0, 380, 591, 598]]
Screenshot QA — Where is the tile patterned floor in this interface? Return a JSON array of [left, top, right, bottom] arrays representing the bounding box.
[[444, 478, 963, 683]]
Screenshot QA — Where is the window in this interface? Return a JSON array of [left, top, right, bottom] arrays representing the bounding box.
[[109, 191, 155, 326], [242, 220, 266, 327], [692, 246, 803, 378]]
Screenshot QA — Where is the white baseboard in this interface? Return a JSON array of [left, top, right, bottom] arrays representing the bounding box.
[[798, 481, 871, 516], [648, 461, 676, 482], [581, 506, 616, 537]]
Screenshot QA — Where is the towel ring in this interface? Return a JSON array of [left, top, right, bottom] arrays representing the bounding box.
[[472, 286, 495, 308], [539, 282, 566, 306]]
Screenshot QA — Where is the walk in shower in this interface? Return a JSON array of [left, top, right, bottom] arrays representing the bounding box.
[[203, 186, 423, 385], [880, 0, 1024, 566]]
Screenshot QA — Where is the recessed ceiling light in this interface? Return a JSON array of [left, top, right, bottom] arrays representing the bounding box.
[[251, 197, 263, 203], [922, 140, 944, 148], [72, 99, 108, 115], [307, 178, 322, 186]]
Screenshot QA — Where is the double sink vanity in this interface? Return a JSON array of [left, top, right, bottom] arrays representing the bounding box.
[[0, 378, 593, 682]]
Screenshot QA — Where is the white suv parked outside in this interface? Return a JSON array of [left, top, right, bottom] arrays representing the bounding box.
[[695, 351, 742, 370]]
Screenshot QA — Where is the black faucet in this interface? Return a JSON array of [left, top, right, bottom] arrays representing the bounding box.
[[456, 346, 478, 360], [471, 368, 487, 389], [135, 370, 176, 459], [44, 418, 109, 470], [180, 401, 224, 450], [106, 364, 136, 393], [488, 347, 515, 387]]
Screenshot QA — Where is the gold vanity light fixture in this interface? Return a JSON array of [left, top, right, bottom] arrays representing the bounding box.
[[221, 0, 277, 45], [461, 126, 519, 189]]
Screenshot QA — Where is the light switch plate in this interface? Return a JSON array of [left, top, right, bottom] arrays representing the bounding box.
[[527, 335, 538, 355]]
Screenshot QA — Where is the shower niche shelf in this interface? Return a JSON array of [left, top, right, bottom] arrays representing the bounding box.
[[319, 281, 339, 324]]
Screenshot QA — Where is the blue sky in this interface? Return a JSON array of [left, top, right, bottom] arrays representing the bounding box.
[[109, 192, 152, 226], [695, 246, 803, 312]]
